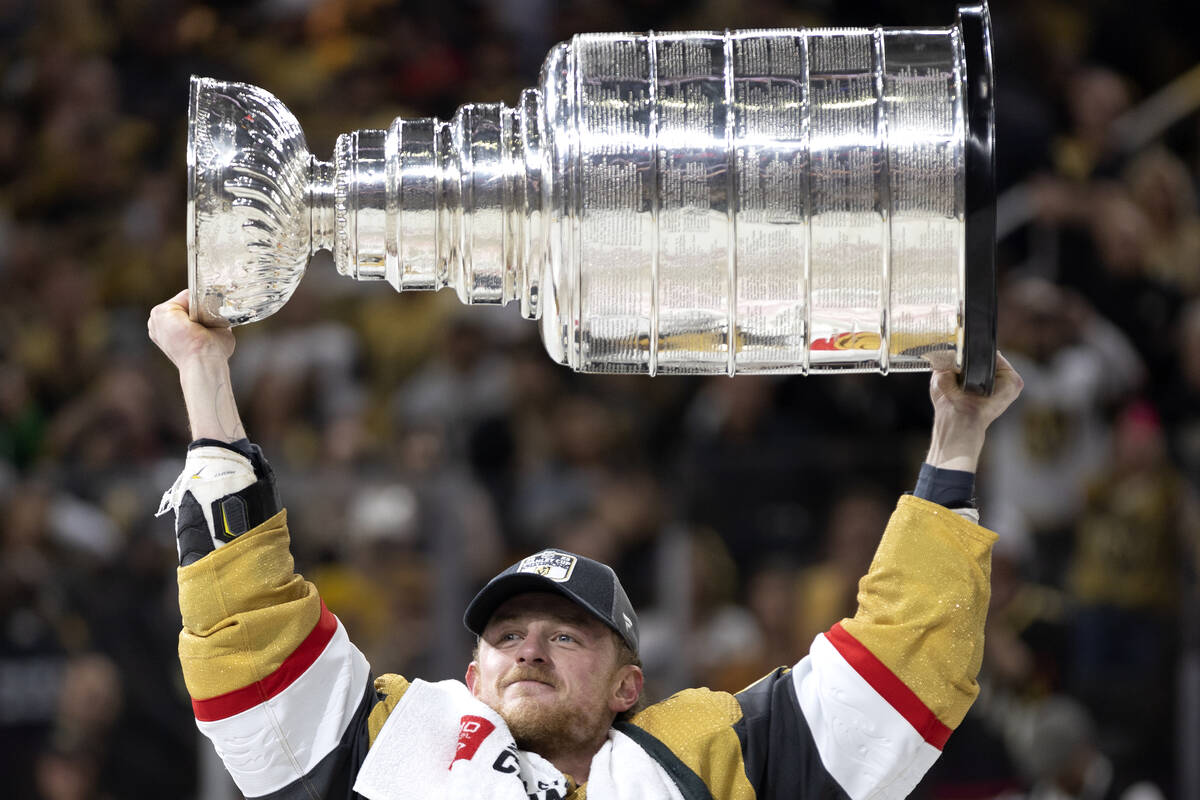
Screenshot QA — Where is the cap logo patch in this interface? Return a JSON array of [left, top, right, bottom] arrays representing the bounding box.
[[517, 551, 577, 583]]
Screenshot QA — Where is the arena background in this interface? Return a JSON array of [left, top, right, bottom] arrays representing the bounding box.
[[1, 0, 1198, 797]]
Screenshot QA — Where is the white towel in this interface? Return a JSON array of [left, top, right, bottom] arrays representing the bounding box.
[[353, 678, 684, 800], [588, 730, 686, 800], [353, 679, 567, 800]]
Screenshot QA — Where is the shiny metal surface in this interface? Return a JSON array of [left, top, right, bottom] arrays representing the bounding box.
[[187, 77, 313, 327], [188, 3, 992, 377]]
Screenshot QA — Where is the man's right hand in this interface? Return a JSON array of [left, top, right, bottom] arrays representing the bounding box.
[[149, 290, 245, 443]]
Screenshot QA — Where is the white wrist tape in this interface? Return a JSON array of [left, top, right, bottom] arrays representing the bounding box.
[[157, 446, 257, 551]]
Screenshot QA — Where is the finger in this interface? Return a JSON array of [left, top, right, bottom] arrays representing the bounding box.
[[150, 291, 187, 317], [985, 351, 1023, 409], [930, 368, 958, 399], [154, 293, 194, 324], [148, 293, 194, 351], [993, 351, 1023, 391]]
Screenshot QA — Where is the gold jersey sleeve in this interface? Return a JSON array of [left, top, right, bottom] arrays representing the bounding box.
[[176, 510, 323, 700]]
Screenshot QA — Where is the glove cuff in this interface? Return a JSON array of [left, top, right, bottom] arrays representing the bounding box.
[[158, 442, 281, 565]]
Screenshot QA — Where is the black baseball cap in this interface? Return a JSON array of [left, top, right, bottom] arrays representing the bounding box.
[[464, 549, 639, 653]]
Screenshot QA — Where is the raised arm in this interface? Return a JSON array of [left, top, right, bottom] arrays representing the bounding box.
[[662, 355, 1024, 800], [149, 289, 245, 443], [800, 355, 1023, 797], [150, 290, 272, 565], [150, 293, 374, 799]]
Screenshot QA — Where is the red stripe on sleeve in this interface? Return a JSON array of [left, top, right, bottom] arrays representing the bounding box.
[[825, 622, 953, 750], [192, 600, 338, 722]]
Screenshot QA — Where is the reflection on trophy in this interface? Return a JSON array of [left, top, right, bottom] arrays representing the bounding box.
[[188, 2, 996, 392]]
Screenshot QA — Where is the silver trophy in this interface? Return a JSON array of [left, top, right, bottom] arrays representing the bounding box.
[[188, 2, 996, 391]]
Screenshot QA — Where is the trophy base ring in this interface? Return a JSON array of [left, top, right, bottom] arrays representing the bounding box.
[[960, 1, 998, 396]]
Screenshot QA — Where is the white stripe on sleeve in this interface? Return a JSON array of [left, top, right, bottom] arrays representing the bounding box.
[[792, 634, 941, 800], [196, 619, 371, 797]]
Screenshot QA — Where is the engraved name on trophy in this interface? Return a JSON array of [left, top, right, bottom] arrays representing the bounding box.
[[188, 2, 996, 391]]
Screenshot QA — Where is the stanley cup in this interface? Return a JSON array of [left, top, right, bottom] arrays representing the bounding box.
[[188, 2, 997, 392]]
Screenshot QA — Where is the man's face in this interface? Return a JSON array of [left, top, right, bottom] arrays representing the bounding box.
[[466, 592, 642, 758]]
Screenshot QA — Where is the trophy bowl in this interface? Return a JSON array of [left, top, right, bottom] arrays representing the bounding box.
[[187, 76, 316, 327]]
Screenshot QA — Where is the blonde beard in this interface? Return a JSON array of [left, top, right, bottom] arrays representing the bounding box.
[[501, 696, 613, 760]]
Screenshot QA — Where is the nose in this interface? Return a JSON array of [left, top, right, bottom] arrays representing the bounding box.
[[515, 634, 548, 664]]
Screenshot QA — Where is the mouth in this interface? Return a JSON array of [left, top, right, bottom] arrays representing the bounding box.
[[506, 678, 552, 688]]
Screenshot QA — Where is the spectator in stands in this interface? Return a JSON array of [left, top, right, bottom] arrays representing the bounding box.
[[982, 276, 1144, 586]]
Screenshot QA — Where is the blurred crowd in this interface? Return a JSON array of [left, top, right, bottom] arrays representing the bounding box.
[[1, 1, 1198, 798]]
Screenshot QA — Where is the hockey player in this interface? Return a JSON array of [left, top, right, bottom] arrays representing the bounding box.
[[150, 289, 1023, 800]]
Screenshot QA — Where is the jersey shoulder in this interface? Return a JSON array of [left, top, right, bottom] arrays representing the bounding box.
[[629, 686, 756, 800]]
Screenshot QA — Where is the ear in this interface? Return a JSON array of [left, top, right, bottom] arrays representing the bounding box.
[[609, 665, 644, 714], [465, 661, 480, 696]]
